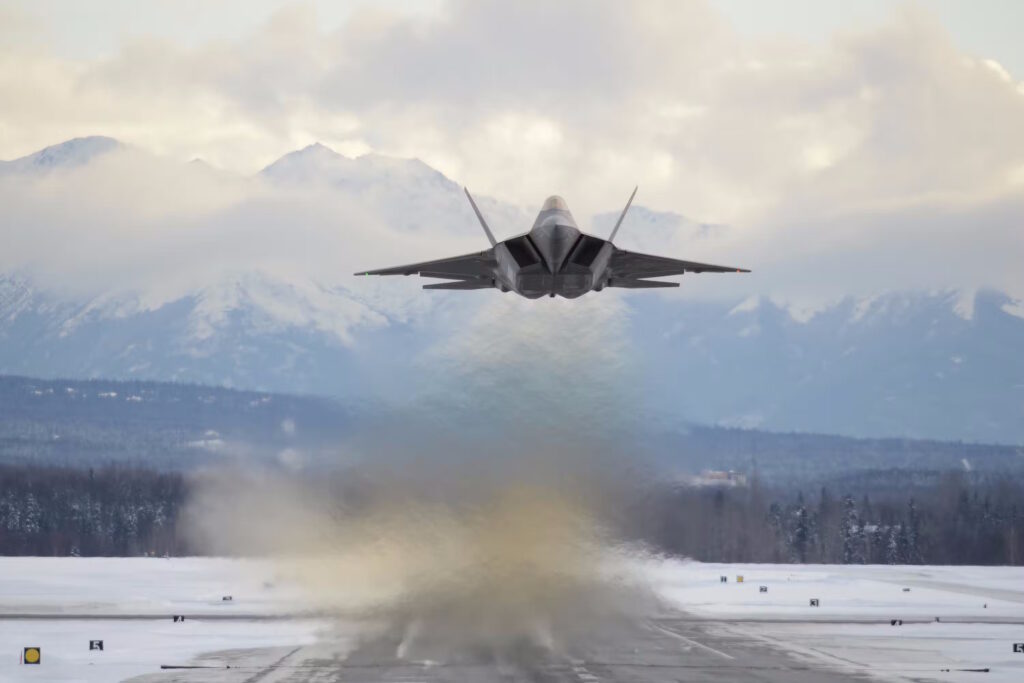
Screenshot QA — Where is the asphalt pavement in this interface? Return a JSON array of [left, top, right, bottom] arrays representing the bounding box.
[[135, 613, 875, 683]]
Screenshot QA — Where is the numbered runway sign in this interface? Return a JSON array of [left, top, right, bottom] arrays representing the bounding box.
[[1014, 643, 1024, 653], [89, 640, 104, 651], [810, 598, 820, 607], [759, 585, 768, 593]]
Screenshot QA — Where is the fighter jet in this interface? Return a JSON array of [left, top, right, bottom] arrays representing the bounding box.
[[356, 188, 749, 299]]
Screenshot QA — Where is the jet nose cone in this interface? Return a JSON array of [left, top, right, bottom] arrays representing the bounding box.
[[541, 195, 569, 212]]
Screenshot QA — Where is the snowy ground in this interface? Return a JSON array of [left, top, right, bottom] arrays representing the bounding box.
[[0, 557, 307, 617], [0, 557, 1020, 682], [644, 560, 1024, 683], [644, 560, 1024, 620], [0, 558, 334, 682], [0, 617, 328, 682]]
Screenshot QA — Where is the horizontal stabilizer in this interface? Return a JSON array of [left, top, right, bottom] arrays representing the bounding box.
[[356, 249, 496, 277], [607, 278, 679, 289], [609, 249, 749, 277], [418, 270, 488, 280], [423, 280, 494, 290]]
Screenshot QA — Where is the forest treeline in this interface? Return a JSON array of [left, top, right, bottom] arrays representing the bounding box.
[[0, 464, 186, 556], [0, 462, 1021, 564], [639, 471, 1024, 565]]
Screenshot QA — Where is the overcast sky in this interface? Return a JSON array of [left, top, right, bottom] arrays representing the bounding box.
[[4, 1, 1023, 70], [1, 0, 1022, 316]]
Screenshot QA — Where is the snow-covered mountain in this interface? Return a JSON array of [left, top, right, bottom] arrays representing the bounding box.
[[0, 136, 122, 174], [631, 288, 1024, 444], [2, 138, 1023, 444], [258, 141, 532, 237], [0, 270, 397, 395]]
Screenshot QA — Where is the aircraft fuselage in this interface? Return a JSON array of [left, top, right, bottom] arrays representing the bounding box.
[[494, 196, 614, 299]]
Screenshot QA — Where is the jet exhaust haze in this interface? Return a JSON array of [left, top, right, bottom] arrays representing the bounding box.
[[180, 275, 663, 662], [183, 451, 661, 662]]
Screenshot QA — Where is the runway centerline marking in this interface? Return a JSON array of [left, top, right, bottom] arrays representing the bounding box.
[[651, 623, 736, 660]]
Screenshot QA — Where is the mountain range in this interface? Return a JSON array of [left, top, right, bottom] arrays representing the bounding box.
[[3, 374, 1022, 484], [2, 137, 1022, 444]]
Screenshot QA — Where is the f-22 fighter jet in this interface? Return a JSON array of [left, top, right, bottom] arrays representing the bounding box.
[[357, 188, 749, 299]]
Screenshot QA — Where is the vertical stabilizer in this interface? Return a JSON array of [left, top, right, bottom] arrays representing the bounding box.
[[464, 187, 497, 246], [608, 186, 638, 243]]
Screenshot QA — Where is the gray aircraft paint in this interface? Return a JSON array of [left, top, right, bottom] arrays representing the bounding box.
[[358, 190, 749, 299]]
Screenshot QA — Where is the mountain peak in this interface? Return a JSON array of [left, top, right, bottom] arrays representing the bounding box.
[[261, 144, 458, 192], [1, 136, 123, 172], [259, 142, 348, 179], [290, 141, 343, 160]]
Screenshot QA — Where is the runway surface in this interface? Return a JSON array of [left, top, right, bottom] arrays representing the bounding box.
[[133, 614, 903, 683]]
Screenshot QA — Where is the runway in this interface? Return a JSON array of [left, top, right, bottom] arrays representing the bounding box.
[[136, 614, 903, 682], [4, 612, 1016, 681]]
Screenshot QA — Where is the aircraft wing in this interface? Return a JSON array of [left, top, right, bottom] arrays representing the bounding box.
[[608, 248, 750, 278], [606, 278, 679, 289], [356, 249, 497, 279]]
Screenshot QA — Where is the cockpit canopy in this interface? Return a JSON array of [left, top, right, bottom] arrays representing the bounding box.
[[540, 195, 569, 212]]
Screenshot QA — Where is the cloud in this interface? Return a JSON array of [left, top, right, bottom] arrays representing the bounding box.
[[2, 2, 1021, 212], [0, 145, 481, 340], [1, 0, 1022, 316]]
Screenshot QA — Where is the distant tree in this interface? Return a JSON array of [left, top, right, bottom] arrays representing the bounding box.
[[886, 525, 903, 564], [23, 493, 42, 535], [841, 495, 864, 564], [789, 492, 810, 562], [896, 523, 910, 563], [906, 498, 922, 564], [816, 487, 835, 562]]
